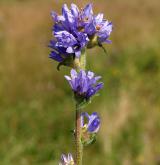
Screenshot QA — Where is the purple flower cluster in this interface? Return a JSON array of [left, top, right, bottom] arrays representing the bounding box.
[[65, 69, 103, 100], [50, 3, 112, 63], [81, 112, 100, 133]]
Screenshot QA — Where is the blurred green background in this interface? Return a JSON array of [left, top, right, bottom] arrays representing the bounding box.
[[0, 0, 160, 164]]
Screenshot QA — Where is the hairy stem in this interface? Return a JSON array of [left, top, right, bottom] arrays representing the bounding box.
[[75, 49, 86, 165], [80, 48, 86, 70], [75, 104, 83, 165]]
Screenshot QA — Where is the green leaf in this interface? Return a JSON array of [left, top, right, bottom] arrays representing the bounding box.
[[82, 133, 97, 146]]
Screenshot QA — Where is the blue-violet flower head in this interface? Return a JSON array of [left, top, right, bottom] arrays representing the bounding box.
[[65, 69, 104, 100]]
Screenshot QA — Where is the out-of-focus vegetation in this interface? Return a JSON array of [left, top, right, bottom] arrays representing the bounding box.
[[0, 0, 160, 164]]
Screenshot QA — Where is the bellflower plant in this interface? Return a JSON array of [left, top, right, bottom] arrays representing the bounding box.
[[49, 3, 113, 165]]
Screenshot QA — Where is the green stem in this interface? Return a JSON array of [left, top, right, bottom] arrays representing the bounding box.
[[75, 103, 83, 165], [75, 48, 86, 165], [80, 48, 86, 70]]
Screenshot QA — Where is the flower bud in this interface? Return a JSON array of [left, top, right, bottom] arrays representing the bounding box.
[[59, 153, 75, 165]]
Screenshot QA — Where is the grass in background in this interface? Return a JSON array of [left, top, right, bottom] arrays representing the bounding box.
[[0, 0, 160, 164]]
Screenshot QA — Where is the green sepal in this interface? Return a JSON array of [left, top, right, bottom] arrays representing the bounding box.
[[77, 99, 91, 109], [87, 35, 98, 49], [87, 34, 108, 55], [74, 95, 91, 109], [82, 133, 97, 147], [57, 55, 74, 71], [74, 92, 102, 109], [98, 43, 108, 55]]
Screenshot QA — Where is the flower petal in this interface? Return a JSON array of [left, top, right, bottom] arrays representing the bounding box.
[[71, 3, 79, 17], [49, 51, 63, 62], [70, 69, 78, 79], [66, 47, 74, 53], [83, 3, 93, 18], [81, 112, 90, 127], [87, 112, 100, 133]]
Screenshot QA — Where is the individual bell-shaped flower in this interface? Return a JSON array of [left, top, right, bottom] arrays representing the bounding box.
[[49, 40, 75, 70], [81, 112, 100, 133], [51, 3, 94, 34], [59, 153, 75, 165], [86, 13, 112, 49], [81, 112, 100, 146], [54, 30, 89, 58]]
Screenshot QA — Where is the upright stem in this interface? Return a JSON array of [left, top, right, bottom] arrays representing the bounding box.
[[75, 48, 86, 165], [75, 103, 83, 165], [80, 49, 86, 70], [73, 49, 86, 71]]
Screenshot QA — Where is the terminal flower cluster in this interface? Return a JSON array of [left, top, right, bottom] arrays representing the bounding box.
[[49, 3, 112, 64]]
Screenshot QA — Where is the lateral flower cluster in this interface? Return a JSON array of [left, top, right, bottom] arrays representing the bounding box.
[[65, 69, 103, 101], [49, 3, 112, 65]]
